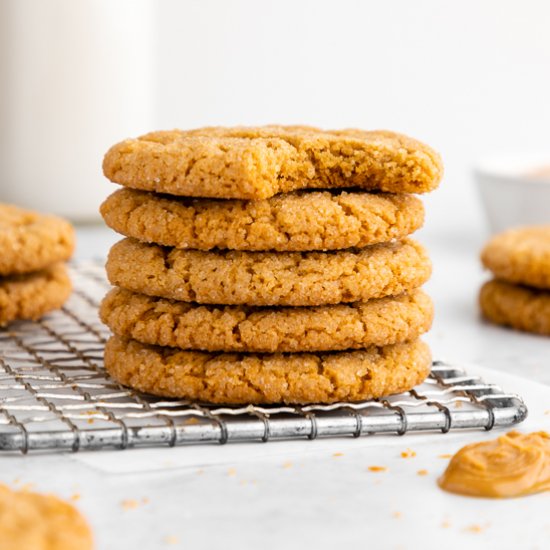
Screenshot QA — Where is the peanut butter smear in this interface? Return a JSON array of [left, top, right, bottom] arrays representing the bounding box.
[[438, 431, 550, 498]]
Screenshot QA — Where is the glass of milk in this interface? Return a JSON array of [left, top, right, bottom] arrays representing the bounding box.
[[0, 0, 156, 222]]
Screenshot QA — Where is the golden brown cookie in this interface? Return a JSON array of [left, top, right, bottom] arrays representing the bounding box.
[[481, 226, 550, 289], [104, 336, 432, 404], [100, 188, 425, 252], [0, 203, 75, 275], [0, 263, 72, 326], [106, 237, 431, 306], [479, 279, 550, 336], [103, 125, 443, 200], [0, 484, 93, 550], [100, 287, 434, 352]]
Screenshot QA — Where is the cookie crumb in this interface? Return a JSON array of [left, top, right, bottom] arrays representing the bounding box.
[[163, 535, 180, 545], [392, 511, 402, 519], [227, 468, 237, 477], [332, 452, 344, 457], [438, 454, 452, 459], [368, 466, 387, 473], [282, 461, 293, 469], [464, 524, 489, 534], [70, 493, 81, 501], [401, 448, 416, 458], [417, 469, 429, 476], [441, 520, 451, 529], [121, 499, 139, 510]]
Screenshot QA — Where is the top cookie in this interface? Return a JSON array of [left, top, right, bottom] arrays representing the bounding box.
[[100, 188, 424, 251], [481, 226, 550, 289], [0, 203, 75, 275], [103, 125, 443, 200]]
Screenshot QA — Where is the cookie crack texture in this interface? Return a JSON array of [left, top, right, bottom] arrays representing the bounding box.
[[100, 188, 424, 252], [105, 237, 431, 307], [100, 288, 434, 353], [102, 126, 442, 200], [104, 337, 432, 404]]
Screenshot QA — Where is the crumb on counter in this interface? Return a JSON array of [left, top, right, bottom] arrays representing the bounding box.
[[401, 448, 416, 458], [121, 499, 140, 510]]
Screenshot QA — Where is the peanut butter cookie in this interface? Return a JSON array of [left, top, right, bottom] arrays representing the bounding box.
[[100, 188, 424, 251], [106, 237, 431, 306], [104, 336, 432, 404], [0, 203, 75, 275], [103, 125, 443, 200], [0, 484, 93, 550], [0, 263, 72, 326], [479, 279, 550, 336], [481, 226, 550, 289], [100, 287, 434, 352]]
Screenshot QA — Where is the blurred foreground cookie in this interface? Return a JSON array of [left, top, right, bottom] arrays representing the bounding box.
[[101, 188, 424, 251], [101, 287, 433, 352], [480, 280, 550, 336], [103, 125, 443, 200], [0, 264, 72, 326], [106, 238, 431, 306], [0, 203, 75, 275], [481, 226, 550, 289], [0, 484, 93, 550], [104, 336, 432, 404]]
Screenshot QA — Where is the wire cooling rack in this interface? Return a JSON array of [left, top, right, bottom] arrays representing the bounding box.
[[0, 261, 527, 454]]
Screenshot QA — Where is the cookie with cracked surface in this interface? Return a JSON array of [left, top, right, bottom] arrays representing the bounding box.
[[0, 263, 72, 326], [480, 279, 550, 336], [0, 484, 93, 550], [0, 203, 75, 275], [103, 336, 432, 404], [100, 188, 425, 251], [100, 287, 434, 352], [103, 125, 443, 200], [481, 226, 550, 289], [106, 237, 431, 306]]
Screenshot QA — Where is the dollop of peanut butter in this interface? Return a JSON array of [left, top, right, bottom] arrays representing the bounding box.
[[438, 431, 550, 498]]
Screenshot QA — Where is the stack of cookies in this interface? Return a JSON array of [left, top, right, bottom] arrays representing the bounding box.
[[0, 204, 74, 326], [480, 226, 550, 336], [99, 126, 443, 404]]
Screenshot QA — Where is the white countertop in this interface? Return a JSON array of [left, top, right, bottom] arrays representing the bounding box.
[[2, 226, 549, 550]]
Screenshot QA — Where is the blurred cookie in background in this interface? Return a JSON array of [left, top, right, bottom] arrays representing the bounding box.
[[0, 484, 93, 550], [480, 226, 550, 335], [0, 203, 74, 325]]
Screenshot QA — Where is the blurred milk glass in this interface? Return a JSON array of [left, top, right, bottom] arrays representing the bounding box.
[[0, 0, 155, 222]]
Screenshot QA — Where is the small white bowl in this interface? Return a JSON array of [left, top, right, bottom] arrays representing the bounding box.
[[475, 154, 550, 234]]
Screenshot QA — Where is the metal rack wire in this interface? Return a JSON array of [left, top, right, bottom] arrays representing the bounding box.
[[0, 261, 527, 453]]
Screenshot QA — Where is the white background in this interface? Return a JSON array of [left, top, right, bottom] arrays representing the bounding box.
[[2, 0, 550, 232], [154, 0, 550, 236]]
